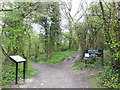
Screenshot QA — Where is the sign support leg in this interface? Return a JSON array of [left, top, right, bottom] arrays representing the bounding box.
[[23, 62, 26, 82], [101, 57, 104, 66], [101, 50, 104, 66], [85, 60, 87, 67], [16, 63, 18, 84]]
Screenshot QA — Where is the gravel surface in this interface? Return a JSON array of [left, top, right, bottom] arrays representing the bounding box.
[[12, 53, 101, 88]]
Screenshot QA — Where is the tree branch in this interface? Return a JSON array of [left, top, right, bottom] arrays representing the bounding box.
[[0, 9, 13, 12], [99, 0, 108, 23]]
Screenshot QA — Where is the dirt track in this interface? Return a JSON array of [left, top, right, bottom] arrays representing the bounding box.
[[13, 53, 101, 88]]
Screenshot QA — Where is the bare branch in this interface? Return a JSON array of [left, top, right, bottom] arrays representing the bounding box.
[[99, 0, 108, 23]]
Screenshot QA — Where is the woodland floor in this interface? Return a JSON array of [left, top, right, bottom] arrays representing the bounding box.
[[12, 53, 102, 88]]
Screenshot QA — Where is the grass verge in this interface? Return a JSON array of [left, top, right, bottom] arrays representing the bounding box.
[[29, 51, 78, 64], [1, 62, 37, 88], [46, 51, 78, 64], [72, 58, 103, 70]]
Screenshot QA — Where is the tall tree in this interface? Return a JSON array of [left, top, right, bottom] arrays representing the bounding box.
[[99, 1, 120, 76], [33, 2, 62, 59], [60, 0, 87, 50]]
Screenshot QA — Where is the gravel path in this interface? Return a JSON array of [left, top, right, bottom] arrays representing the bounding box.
[[13, 53, 101, 88]]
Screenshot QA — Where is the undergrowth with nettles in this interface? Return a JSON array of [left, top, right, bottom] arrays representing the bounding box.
[[1, 63, 37, 88]]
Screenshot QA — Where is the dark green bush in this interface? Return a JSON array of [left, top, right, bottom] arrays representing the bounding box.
[[98, 66, 120, 88]]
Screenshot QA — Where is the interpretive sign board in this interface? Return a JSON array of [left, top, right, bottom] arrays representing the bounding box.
[[10, 55, 26, 62], [9, 55, 26, 84], [84, 50, 103, 53], [83, 49, 104, 66]]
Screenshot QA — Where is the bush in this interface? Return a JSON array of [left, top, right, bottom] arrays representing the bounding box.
[[59, 43, 69, 51], [72, 58, 103, 70], [98, 66, 120, 88]]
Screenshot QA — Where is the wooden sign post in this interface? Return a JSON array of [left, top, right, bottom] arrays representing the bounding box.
[[83, 49, 104, 66], [9, 55, 26, 84]]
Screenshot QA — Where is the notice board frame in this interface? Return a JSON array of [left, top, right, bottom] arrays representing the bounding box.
[[83, 49, 104, 66], [9, 55, 26, 84]]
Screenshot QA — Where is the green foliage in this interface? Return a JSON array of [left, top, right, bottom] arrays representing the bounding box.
[[29, 51, 77, 64], [72, 61, 85, 70], [46, 51, 77, 64], [2, 65, 16, 87], [59, 42, 69, 51], [2, 7, 28, 57], [1, 63, 37, 88], [95, 66, 120, 88], [72, 59, 103, 70], [0, 65, 2, 87], [26, 63, 37, 78], [32, 2, 62, 59]]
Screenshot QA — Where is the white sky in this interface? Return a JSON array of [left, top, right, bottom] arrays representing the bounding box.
[[60, 0, 91, 32]]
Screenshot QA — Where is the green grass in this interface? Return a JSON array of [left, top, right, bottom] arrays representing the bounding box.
[[1, 62, 37, 88], [46, 51, 77, 64], [34, 51, 78, 64], [72, 58, 103, 70], [26, 63, 37, 78], [72, 61, 85, 70]]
